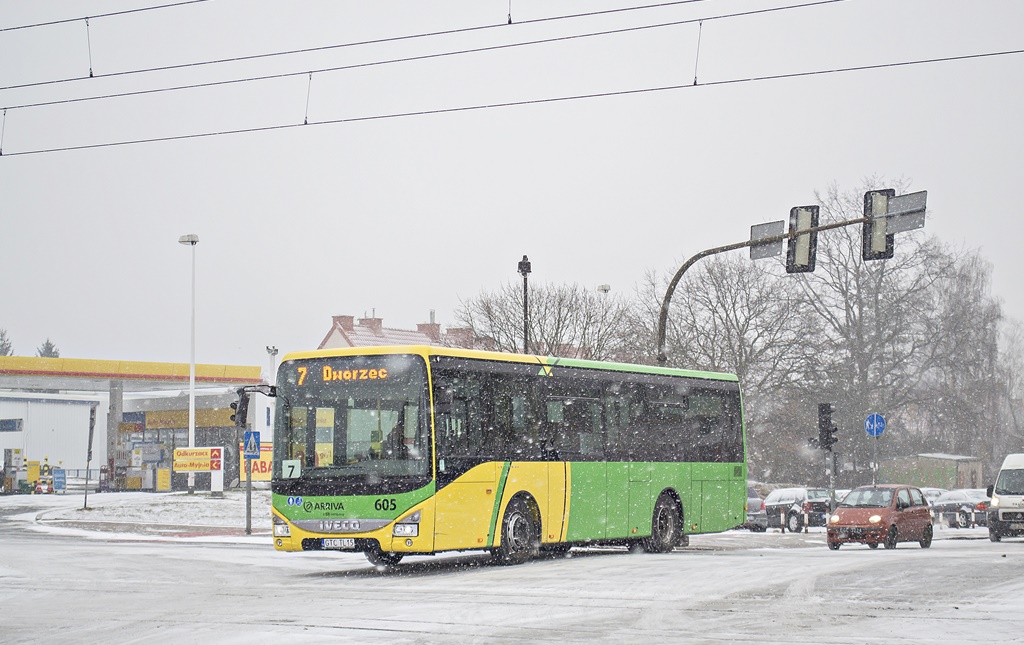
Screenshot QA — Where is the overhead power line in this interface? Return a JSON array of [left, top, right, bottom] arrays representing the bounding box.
[[0, 0, 800, 93], [0, 0, 217, 33], [2, 0, 847, 111], [3, 47, 1021, 158]]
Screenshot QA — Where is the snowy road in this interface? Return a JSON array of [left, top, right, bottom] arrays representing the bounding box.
[[2, 495, 1024, 643]]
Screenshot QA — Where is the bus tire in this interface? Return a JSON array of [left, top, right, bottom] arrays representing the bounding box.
[[365, 548, 403, 567], [494, 497, 540, 565], [644, 494, 681, 553]]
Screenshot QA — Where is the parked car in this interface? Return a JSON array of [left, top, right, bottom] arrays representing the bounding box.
[[763, 487, 830, 532], [931, 489, 990, 528], [987, 453, 1024, 542], [919, 487, 947, 507], [744, 485, 768, 532], [826, 484, 933, 550]]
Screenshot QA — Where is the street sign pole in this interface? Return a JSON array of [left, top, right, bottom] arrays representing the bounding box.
[[84, 404, 97, 510], [873, 436, 878, 485], [245, 457, 252, 535], [865, 414, 886, 485], [243, 431, 260, 536]]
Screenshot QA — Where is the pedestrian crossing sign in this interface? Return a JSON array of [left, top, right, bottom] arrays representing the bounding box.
[[244, 431, 261, 459]]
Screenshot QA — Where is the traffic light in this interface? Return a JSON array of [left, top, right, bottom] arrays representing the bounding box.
[[862, 189, 895, 261], [230, 388, 250, 428], [786, 205, 819, 273], [818, 403, 838, 451]]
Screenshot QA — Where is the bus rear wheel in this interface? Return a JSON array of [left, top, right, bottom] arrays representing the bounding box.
[[644, 494, 681, 553], [494, 497, 540, 565]]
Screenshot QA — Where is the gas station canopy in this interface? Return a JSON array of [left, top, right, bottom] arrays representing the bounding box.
[[0, 356, 263, 393]]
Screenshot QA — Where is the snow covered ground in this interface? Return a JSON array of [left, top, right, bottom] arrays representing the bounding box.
[[0, 487, 273, 542], [2, 491, 1023, 643]]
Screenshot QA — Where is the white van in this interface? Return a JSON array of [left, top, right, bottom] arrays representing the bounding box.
[[987, 454, 1024, 542]]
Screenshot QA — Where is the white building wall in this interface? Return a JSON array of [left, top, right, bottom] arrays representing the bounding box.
[[0, 395, 109, 471]]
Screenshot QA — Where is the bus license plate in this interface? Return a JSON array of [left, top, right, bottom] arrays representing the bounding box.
[[322, 538, 356, 550]]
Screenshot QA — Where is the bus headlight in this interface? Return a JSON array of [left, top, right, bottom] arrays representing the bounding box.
[[273, 515, 291, 537], [394, 510, 420, 537], [869, 515, 882, 524], [990, 495, 1000, 508]]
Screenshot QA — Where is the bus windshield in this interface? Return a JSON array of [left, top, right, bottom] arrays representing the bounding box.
[[272, 354, 430, 486]]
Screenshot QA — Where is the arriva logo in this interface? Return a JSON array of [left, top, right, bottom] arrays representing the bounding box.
[[303, 500, 345, 512]]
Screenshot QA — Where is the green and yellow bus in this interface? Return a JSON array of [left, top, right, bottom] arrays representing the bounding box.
[[240, 345, 747, 566]]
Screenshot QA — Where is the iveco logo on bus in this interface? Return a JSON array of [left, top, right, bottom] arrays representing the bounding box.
[[320, 519, 360, 532]]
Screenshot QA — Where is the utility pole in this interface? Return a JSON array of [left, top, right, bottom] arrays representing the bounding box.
[[517, 255, 531, 354]]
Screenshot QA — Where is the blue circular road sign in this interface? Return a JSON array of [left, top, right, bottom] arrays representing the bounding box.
[[865, 413, 886, 437]]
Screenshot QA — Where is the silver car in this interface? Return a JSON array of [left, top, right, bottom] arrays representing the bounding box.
[[745, 485, 768, 532]]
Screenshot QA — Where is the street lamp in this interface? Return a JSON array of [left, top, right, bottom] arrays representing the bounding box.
[[266, 346, 278, 385], [178, 233, 199, 494], [517, 255, 531, 354]]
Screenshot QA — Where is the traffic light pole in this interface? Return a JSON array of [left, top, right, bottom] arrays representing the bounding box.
[[656, 217, 870, 364]]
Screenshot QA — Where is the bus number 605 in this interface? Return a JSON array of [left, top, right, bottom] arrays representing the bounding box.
[[374, 498, 397, 511]]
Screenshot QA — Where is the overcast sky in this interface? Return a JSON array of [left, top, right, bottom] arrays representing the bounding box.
[[1, 0, 1022, 370]]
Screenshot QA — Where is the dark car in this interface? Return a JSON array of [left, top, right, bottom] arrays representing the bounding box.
[[920, 487, 947, 507], [763, 487, 830, 532], [826, 484, 933, 550], [744, 485, 768, 532], [931, 489, 990, 528]]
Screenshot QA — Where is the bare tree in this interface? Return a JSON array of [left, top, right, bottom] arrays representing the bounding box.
[[779, 180, 1003, 483], [998, 320, 1024, 451], [455, 281, 633, 360], [0, 329, 12, 356], [914, 253, 1003, 461]]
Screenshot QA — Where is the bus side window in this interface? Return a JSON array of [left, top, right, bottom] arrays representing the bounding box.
[[579, 400, 604, 459], [436, 398, 469, 458]]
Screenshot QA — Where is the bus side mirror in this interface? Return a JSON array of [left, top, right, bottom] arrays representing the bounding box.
[[987, 484, 994, 497]]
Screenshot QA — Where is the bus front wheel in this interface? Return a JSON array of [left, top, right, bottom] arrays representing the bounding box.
[[494, 497, 540, 565], [644, 494, 681, 553], [365, 548, 404, 567]]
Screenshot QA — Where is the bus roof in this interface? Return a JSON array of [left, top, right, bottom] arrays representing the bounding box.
[[280, 345, 739, 383]]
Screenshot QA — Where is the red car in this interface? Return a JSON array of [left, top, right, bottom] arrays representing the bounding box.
[[826, 485, 933, 550]]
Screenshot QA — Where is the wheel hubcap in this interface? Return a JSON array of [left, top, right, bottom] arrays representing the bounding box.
[[508, 513, 529, 551], [656, 506, 676, 543]]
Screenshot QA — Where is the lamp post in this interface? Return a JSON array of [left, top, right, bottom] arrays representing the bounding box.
[[178, 233, 199, 494], [517, 255, 531, 354], [266, 346, 278, 385]]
